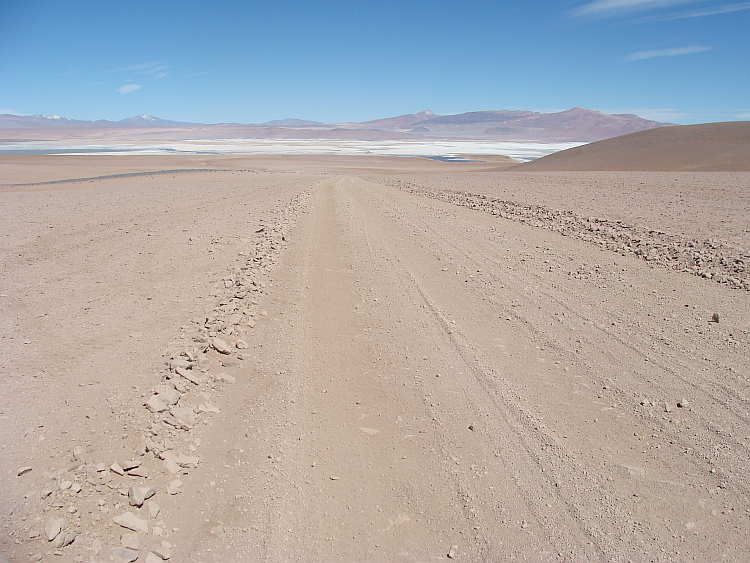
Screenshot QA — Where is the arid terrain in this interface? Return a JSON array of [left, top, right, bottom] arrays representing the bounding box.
[[2, 149, 750, 562]]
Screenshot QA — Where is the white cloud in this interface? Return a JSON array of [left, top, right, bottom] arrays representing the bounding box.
[[573, 0, 700, 17], [118, 84, 142, 95], [622, 45, 712, 61]]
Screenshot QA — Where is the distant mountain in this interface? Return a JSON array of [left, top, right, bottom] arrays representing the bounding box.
[[261, 118, 326, 127], [0, 114, 113, 128], [515, 121, 750, 171], [407, 107, 672, 141], [416, 110, 537, 125], [0, 108, 675, 142], [117, 114, 197, 127], [342, 110, 438, 130]]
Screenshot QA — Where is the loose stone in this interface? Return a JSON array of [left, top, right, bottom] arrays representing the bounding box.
[[113, 511, 149, 534], [145, 396, 168, 413], [121, 531, 140, 550], [45, 518, 64, 542], [212, 337, 232, 354], [111, 547, 139, 562], [167, 479, 183, 495]]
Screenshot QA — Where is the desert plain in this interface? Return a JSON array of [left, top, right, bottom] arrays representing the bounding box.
[[2, 142, 750, 562]]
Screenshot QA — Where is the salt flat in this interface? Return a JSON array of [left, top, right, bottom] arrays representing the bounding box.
[[2, 154, 750, 561], [0, 138, 583, 162]]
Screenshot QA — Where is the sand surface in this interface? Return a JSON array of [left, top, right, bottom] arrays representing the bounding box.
[[517, 121, 750, 172], [2, 155, 750, 562]]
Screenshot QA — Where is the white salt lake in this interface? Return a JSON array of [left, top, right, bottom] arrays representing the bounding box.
[[0, 139, 585, 162]]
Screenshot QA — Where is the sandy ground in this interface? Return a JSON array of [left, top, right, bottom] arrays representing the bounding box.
[[2, 156, 750, 562]]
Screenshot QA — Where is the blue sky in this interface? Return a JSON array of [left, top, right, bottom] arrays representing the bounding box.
[[1, 0, 748, 124]]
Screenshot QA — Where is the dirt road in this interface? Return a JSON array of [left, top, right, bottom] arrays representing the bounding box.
[[3, 165, 750, 562]]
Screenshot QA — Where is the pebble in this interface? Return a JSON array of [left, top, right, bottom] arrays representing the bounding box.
[[236, 339, 248, 349], [711, 312, 720, 323], [167, 479, 183, 495], [113, 511, 149, 534], [212, 337, 232, 355], [169, 358, 192, 371], [448, 545, 458, 559]]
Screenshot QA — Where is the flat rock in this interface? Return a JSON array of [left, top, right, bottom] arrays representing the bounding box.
[[167, 479, 183, 495], [51, 529, 76, 549], [45, 518, 64, 541], [121, 531, 140, 550], [127, 465, 150, 478], [111, 547, 139, 563], [113, 511, 149, 534], [178, 454, 200, 468], [147, 500, 161, 518], [157, 388, 181, 406], [236, 339, 248, 349], [175, 365, 202, 385], [128, 484, 156, 507], [170, 407, 196, 428], [17, 466, 32, 476], [212, 337, 232, 354], [215, 373, 236, 384], [121, 459, 141, 471], [110, 462, 125, 476], [145, 395, 168, 413], [145, 552, 165, 563]]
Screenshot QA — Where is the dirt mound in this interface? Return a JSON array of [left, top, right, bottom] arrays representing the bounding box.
[[516, 121, 750, 171]]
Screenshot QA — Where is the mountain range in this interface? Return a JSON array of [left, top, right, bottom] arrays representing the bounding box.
[[0, 108, 673, 142]]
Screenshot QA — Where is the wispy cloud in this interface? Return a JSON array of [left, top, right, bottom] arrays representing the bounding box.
[[572, 0, 701, 17], [633, 1, 750, 20], [118, 84, 142, 95], [622, 45, 712, 61], [108, 62, 169, 79], [108, 62, 164, 73]]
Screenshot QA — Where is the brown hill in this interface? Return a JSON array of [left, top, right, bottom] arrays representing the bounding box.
[[516, 121, 750, 171]]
